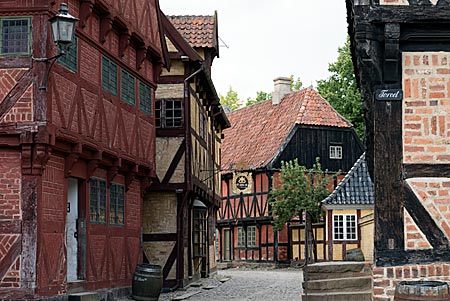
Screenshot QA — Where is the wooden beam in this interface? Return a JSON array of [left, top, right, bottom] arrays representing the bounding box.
[[404, 163, 450, 178]]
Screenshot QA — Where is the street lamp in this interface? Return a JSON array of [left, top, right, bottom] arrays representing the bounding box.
[[33, 3, 78, 90], [49, 3, 78, 54]]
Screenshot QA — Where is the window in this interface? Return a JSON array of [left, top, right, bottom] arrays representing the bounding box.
[[121, 69, 135, 106], [102, 55, 118, 96], [193, 207, 207, 258], [89, 178, 107, 223], [330, 145, 343, 159], [237, 226, 256, 247], [237, 227, 245, 247], [333, 214, 357, 240], [110, 184, 124, 225], [155, 99, 183, 128], [58, 36, 78, 72], [139, 82, 152, 115], [1, 17, 31, 55]]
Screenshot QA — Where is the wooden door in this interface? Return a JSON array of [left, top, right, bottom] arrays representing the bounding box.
[[223, 229, 230, 261], [66, 178, 79, 281]]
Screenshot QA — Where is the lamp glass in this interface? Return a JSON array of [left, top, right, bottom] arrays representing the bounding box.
[[49, 3, 78, 46]]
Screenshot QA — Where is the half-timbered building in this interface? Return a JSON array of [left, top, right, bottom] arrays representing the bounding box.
[[218, 80, 364, 264], [0, 0, 168, 299], [347, 0, 450, 299], [321, 152, 374, 261], [143, 13, 229, 289]]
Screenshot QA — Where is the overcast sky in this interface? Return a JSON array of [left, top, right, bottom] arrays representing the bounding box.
[[160, 1, 348, 101]]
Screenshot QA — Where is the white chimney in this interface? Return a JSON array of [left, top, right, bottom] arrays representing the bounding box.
[[272, 77, 291, 105]]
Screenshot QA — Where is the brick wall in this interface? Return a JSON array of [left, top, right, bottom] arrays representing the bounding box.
[[0, 69, 32, 124], [373, 264, 450, 300], [372, 51, 450, 300]]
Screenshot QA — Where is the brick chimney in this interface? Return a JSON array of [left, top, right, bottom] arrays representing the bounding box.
[[272, 77, 291, 105]]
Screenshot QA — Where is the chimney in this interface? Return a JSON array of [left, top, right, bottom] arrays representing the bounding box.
[[272, 77, 291, 105]]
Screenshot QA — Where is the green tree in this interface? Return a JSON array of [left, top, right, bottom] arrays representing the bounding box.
[[268, 158, 331, 231], [290, 75, 303, 91], [245, 91, 272, 106], [219, 86, 241, 111], [317, 37, 364, 139]]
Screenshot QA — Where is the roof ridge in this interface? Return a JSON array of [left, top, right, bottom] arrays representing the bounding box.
[[322, 152, 374, 205]]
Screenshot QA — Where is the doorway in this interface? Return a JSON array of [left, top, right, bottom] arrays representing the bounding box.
[[223, 229, 231, 261], [66, 178, 79, 282]]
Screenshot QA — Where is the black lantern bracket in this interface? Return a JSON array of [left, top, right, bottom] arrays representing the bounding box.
[[32, 3, 78, 90]]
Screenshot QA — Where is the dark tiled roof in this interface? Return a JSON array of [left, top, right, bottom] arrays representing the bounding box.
[[221, 88, 352, 171], [167, 15, 215, 48], [322, 153, 374, 206]]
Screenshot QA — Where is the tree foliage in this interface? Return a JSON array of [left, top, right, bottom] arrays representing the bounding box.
[[268, 158, 332, 231], [219, 86, 241, 111], [316, 37, 364, 139], [290, 75, 303, 91]]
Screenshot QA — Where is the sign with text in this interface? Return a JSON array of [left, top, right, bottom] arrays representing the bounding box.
[[375, 89, 403, 101], [232, 172, 252, 195]]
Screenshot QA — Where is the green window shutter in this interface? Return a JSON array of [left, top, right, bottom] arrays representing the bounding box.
[[121, 69, 135, 106], [58, 36, 78, 72], [139, 82, 152, 115], [102, 55, 118, 96]]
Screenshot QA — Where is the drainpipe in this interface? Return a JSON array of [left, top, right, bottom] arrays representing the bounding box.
[[183, 62, 204, 280]]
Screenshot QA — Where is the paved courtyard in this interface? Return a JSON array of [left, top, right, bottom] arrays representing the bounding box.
[[157, 267, 304, 301]]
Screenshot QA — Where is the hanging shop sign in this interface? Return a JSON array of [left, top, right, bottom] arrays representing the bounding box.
[[375, 89, 403, 101], [232, 172, 252, 195]]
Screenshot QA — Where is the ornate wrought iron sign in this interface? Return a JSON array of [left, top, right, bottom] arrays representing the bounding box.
[[232, 172, 252, 194]]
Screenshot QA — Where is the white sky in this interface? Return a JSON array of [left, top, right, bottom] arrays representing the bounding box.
[[160, 1, 348, 101]]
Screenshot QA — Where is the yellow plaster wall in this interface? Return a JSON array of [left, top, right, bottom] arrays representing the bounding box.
[[155, 137, 185, 183], [143, 191, 177, 233], [156, 83, 184, 99], [143, 242, 177, 280]]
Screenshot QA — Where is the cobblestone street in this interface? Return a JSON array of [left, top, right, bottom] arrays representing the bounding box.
[[157, 267, 304, 301]]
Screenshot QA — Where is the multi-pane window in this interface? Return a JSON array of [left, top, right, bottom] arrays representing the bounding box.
[[237, 227, 245, 247], [333, 214, 357, 240], [58, 36, 78, 72], [247, 226, 256, 247], [329, 145, 343, 159], [1, 17, 31, 55], [155, 99, 183, 128], [121, 69, 135, 106], [109, 184, 125, 225], [193, 208, 207, 258], [89, 178, 107, 223], [139, 82, 152, 115], [102, 55, 118, 96]]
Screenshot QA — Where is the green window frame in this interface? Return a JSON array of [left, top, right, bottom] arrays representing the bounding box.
[[139, 82, 152, 115], [102, 55, 118, 96], [89, 178, 107, 224], [58, 36, 78, 72], [109, 183, 125, 226], [0, 17, 31, 56], [121, 69, 135, 106]]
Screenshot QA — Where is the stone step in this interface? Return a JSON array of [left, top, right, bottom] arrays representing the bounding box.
[[68, 292, 98, 301], [306, 261, 371, 274], [301, 291, 372, 301], [304, 276, 372, 293], [217, 262, 232, 270], [307, 271, 371, 281]]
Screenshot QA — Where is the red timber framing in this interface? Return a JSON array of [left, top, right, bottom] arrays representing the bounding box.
[[143, 12, 229, 289], [0, 0, 168, 299]]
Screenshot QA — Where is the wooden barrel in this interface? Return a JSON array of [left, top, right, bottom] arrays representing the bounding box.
[[132, 264, 163, 301], [395, 281, 450, 301]]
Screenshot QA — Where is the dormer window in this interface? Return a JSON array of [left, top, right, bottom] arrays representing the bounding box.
[[330, 145, 343, 160]]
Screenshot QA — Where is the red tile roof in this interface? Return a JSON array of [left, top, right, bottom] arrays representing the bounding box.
[[167, 15, 216, 48], [221, 88, 352, 171]]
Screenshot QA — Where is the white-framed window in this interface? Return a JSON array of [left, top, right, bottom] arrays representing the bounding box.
[[237, 227, 245, 247], [247, 225, 256, 247], [237, 226, 257, 247], [333, 214, 357, 240], [329, 145, 343, 159]]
